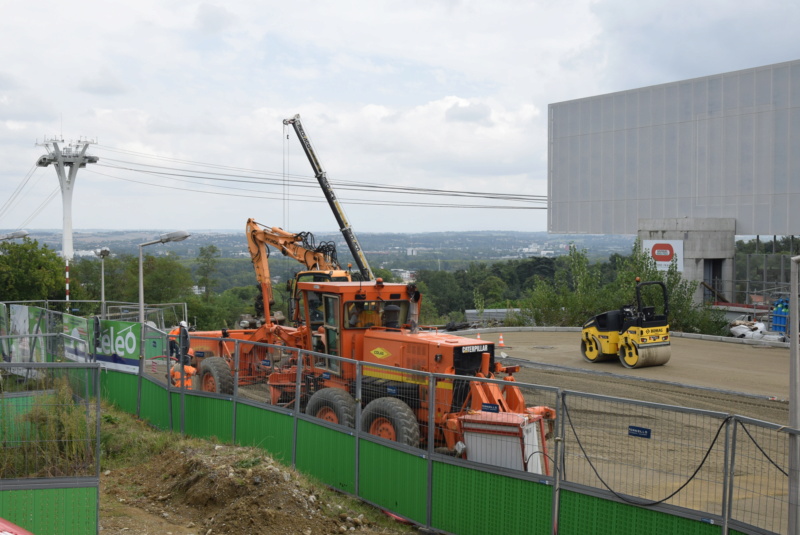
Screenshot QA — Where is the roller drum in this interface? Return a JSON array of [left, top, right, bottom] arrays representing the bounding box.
[[581, 335, 615, 363], [619, 343, 670, 369]]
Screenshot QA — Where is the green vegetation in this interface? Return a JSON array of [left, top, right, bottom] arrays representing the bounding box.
[[2, 236, 734, 335], [414, 241, 727, 335], [509, 242, 727, 334], [1, 375, 95, 479], [0, 238, 66, 302]]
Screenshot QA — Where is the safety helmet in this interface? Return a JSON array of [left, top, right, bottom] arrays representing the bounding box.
[[180, 321, 188, 328]]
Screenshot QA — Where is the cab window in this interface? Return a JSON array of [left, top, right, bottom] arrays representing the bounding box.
[[343, 300, 410, 329], [312, 294, 341, 374]]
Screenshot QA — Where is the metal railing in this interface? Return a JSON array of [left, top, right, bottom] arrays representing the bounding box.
[[135, 333, 795, 534]]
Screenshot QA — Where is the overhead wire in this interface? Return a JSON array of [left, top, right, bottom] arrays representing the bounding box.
[[17, 185, 61, 229], [6, 141, 545, 229], [0, 164, 38, 221], [95, 158, 546, 203], [92, 143, 546, 205], [86, 168, 542, 209]]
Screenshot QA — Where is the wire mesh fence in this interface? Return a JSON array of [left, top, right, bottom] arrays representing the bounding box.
[[729, 417, 793, 534], [8, 306, 800, 534], [0, 362, 99, 480], [158, 332, 800, 533], [561, 392, 731, 516]]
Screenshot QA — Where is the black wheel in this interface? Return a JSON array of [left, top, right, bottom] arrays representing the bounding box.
[[198, 356, 234, 394], [305, 388, 356, 428], [360, 397, 420, 447]]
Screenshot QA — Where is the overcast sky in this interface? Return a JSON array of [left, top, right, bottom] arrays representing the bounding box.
[[2, 0, 799, 237]]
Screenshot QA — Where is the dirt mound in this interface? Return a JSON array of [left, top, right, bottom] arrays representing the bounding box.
[[100, 442, 412, 534]]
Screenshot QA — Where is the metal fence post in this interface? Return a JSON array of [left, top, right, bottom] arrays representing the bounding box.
[[232, 339, 240, 444], [136, 324, 144, 418], [723, 417, 739, 534], [94, 365, 101, 530], [426, 373, 436, 529], [789, 254, 800, 534], [167, 332, 174, 431], [354, 362, 362, 497], [292, 350, 304, 469], [551, 388, 563, 535]]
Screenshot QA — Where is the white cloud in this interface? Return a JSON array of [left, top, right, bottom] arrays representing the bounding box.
[[0, 0, 799, 234]]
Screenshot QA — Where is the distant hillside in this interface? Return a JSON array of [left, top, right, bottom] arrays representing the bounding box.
[[18, 229, 635, 263]]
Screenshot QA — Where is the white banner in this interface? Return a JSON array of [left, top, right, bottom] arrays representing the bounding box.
[[643, 240, 684, 272]]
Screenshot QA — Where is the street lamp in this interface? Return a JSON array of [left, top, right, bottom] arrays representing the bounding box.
[[0, 230, 29, 241], [94, 247, 110, 319], [138, 230, 191, 325]]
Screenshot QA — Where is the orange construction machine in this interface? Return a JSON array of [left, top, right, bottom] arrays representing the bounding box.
[[188, 275, 553, 473], [181, 115, 554, 473]]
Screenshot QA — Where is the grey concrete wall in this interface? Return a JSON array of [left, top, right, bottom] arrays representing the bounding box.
[[549, 59, 800, 236], [638, 218, 735, 303]]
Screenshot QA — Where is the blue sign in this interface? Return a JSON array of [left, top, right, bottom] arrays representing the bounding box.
[[260, 359, 271, 367], [387, 386, 397, 395], [481, 403, 500, 413], [321, 372, 331, 380], [628, 426, 652, 439]]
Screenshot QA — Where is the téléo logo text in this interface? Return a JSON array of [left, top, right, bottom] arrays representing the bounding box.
[[97, 325, 137, 356]]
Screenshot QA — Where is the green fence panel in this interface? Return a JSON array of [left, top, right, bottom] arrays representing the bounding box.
[[182, 393, 233, 443], [0, 394, 36, 443], [296, 419, 355, 493], [100, 370, 138, 414], [235, 403, 294, 463], [358, 440, 427, 524], [431, 460, 552, 535], [0, 486, 97, 535], [170, 391, 181, 432], [138, 379, 170, 430], [558, 490, 721, 535]]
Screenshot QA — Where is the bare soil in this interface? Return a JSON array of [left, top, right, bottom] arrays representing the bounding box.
[[99, 442, 415, 535]]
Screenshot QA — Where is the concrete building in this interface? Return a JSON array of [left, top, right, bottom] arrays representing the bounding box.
[[548, 59, 800, 302]]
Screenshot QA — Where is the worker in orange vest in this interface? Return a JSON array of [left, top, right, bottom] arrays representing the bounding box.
[[168, 320, 188, 359], [170, 348, 196, 389]]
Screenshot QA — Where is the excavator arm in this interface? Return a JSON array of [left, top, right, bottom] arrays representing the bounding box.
[[246, 218, 349, 326]]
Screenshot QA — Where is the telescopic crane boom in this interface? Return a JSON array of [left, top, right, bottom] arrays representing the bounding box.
[[283, 114, 374, 281]]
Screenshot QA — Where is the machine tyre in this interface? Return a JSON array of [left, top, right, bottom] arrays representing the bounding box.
[[361, 397, 420, 447], [581, 335, 608, 363], [198, 357, 234, 394], [305, 388, 356, 428]]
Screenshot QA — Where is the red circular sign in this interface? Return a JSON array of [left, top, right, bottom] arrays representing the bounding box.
[[651, 243, 674, 262]]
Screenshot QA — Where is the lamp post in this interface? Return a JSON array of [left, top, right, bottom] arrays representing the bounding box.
[[0, 230, 29, 241], [94, 247, 110, 319], [138, 230, 191, 325]]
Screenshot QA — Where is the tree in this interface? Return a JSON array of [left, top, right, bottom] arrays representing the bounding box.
[[372, 267, 396, 282], [0, 239, 65, 301], [476, 275, 508, 307], [196, 245, 221, 301]]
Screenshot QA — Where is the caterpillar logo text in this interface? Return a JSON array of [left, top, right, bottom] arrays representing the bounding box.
[[461, 344, 489, 354]]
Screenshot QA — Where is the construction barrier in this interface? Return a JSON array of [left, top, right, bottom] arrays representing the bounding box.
[[1, 304, 795, 534]]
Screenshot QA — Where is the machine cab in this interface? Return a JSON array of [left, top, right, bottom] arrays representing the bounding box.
[[297, 279, 416, 375]]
